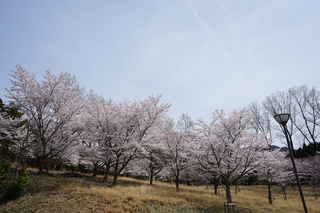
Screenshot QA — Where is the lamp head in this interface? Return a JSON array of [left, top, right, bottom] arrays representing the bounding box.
[[274, 113, 290, 125]]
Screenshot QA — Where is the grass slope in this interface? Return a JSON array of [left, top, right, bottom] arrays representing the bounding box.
[[0, 170, 319, 213]]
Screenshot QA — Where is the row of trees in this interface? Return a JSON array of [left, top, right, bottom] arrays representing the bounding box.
[[1, 65, 319, 204]]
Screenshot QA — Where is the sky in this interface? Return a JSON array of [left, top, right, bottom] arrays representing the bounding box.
[[1, 0, 320, 123]]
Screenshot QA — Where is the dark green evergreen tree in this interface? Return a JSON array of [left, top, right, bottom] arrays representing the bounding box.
[[0, 98, 30, 201], [295, 142, 320, 158]]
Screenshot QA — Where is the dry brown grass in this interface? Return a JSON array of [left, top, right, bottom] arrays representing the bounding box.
[[229, 185, 320, 213], [0, 169, 319, 213]]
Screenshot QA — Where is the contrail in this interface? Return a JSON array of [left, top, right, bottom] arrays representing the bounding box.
[[184, 0, 259, 100], [184, 0, 232, 63]]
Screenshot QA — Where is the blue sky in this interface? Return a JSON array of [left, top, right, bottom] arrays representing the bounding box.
[[1, 0, 320, 122]]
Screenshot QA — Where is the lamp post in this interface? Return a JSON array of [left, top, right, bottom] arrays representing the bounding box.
[[274, 113, 308, 213]]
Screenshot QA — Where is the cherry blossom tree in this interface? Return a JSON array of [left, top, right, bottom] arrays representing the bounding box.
[[5, 65, 85, 174], [296, 155, 320, 198], [78, 136, 106, 177], [160, 114, 195, 191], [82, 93, 170, 185], [276, 168, 295, 201], [126, 137, 167, 185], [256, 149, 289, 204], [196, 108, 268, 203], [126, 146, 166, 185], [143, 147, 166, 185], [79, 91, 117, 181], [109, 95, 170, 186]]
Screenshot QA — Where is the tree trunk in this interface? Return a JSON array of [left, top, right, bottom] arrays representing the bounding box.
[[103, 162, 111, 183], [38, 165, 43, 174], [175, 171, 180, 192], [38, 157, 45, 174], [113, 173, 119, 186], [112, 161, 119, 186], [92, 164, 98, 178], [282, 186, 287, 201], [268, 182, 273, 205], [225, 180, 232, 203], [92, 161, 104, 178], [313, 185, 318, 199], [103, 172, 108, 183], [235, 185, 240, 195], [150, 172, 154, 185], [214, 183, 219, 195], [46, 158, 51, 173], [175, 179, 179, 192], [14, 157, 21, 179]]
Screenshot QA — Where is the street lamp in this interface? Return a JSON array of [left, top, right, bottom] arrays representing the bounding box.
[[274, 113, 308, 213]]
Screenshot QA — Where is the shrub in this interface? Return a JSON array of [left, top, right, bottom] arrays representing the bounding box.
[[0, 164, 10, 193], [2, 165, 29, 201]]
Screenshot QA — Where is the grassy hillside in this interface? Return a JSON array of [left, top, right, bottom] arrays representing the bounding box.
[[0, 169, 319, 213]]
